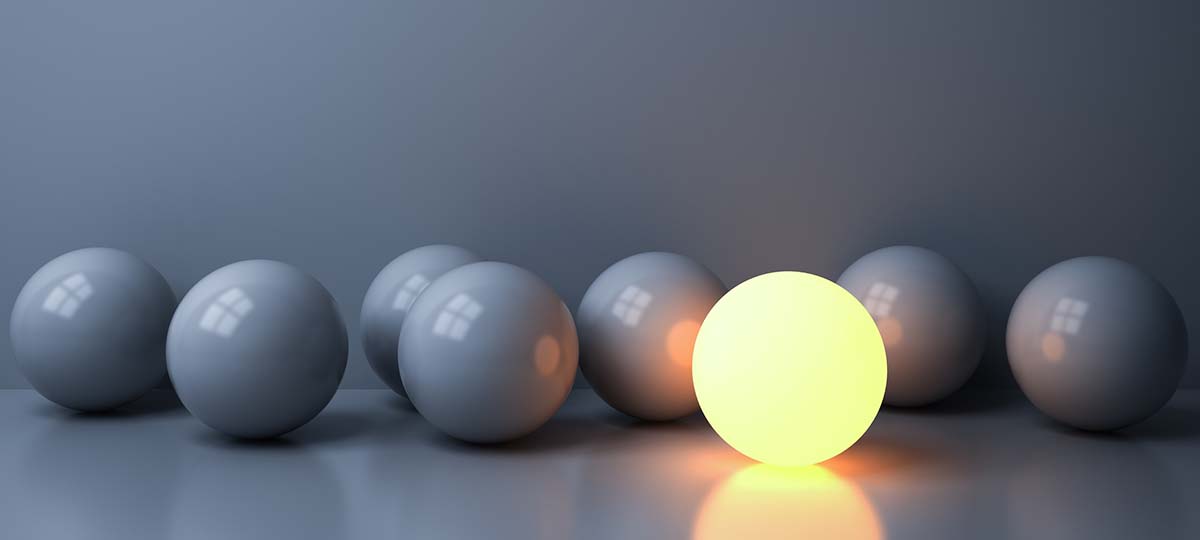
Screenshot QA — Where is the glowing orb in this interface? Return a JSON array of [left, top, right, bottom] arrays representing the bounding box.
[[693, 272, 886, 466]]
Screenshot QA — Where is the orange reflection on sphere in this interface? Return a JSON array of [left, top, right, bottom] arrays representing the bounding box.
[[667, 319, 703, 367], [533, 335, 561, 376], [876, 317, 904, 347], [1040, 332, 1066, 363], [693, 465, 882, 540]]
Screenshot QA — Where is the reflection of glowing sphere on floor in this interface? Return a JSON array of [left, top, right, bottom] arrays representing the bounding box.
[[693, 272, 886, 466], [693, 465, 882, 540]]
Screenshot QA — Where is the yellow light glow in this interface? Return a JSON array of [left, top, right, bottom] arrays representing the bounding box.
[[693, 272, 886, 466], [692, 465, 882, 540]]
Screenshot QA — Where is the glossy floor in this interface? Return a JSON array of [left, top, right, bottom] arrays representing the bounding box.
[[1, 388, 1197, 539]]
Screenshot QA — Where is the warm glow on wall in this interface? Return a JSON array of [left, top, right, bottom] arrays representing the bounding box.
[[693, 272, 886, 467]]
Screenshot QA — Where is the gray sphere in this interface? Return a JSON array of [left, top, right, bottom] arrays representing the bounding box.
[[361, 245, 481, 397], [577, 252, 726, 420], [10, 247, 176, 411], [399, 262, 577, 443], [1007, 256, 1187, 431], [838, 246, 987, 407], [167, 260, 348, 438]]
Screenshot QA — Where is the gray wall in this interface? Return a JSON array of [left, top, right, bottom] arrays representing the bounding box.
[[2, 1, 1197, 390]]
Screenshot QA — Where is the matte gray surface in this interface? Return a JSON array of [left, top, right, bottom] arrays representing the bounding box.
[[838, 246, 987, 407], [400, 261, 578, 443], [360, 244, 481, 398], [578, 252, 725, 421], [1007, 257, 1188, 431], [167, 260, 348, 438], [1, 1, 1198, 391], [0, 387, 1198, 539], [10, 248, 176, 411]]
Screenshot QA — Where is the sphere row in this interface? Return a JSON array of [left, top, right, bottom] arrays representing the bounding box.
[[837, 246, 1187, 433], [9, 245, 1188, 458]]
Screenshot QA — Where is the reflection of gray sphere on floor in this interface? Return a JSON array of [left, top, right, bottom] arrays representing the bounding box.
[[372, 431, 574, 538], [1008, 433, 1180, 537], [10, 405, 182, 539], [170, 441, 342, 540], [361, 245, 481, 398], [10, 247, 176, 411], [399, 262, 578, 443], [838, 246, 986, 407], [167, 260, 348, 439], [1007, 257, 1187, 431], [577, 252, 726, 421]]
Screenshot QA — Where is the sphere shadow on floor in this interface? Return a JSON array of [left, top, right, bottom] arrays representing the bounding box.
[[1033, 403, 1200, 443], [428, 415, 608, 454], [598, 409, 710, 431], [885, 386, 1022, 417], [385, 395, 417, 412], [427, 404, 718, 455], [1121, 405, 1200, 441], [189, 410, 380, 449], [825, 433, 969, 480], [29, 389, 187, 422]]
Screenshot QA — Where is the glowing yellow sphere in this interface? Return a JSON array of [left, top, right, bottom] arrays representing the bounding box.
[[693, 272, 886, 466]]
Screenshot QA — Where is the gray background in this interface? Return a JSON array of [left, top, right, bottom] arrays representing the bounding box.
[[1, 0, 1197, 391]]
